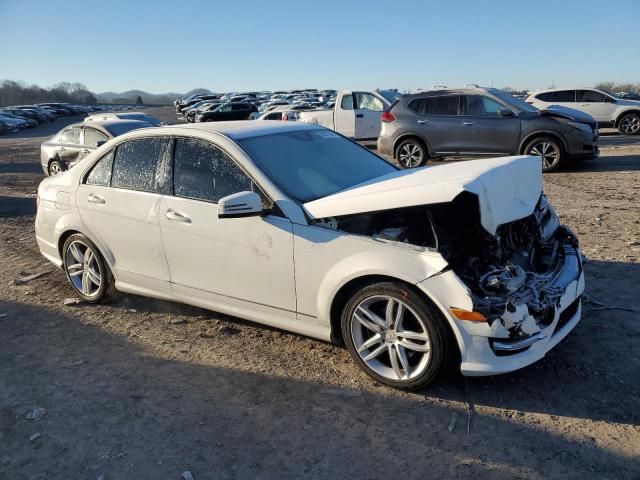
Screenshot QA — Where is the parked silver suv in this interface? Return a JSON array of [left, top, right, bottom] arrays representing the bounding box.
[[378, 87, 599, 172], [525, 88, 640, 135]]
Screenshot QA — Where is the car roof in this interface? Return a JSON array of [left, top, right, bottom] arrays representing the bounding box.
[[401, 86, 498, 99], [160, 121, 321, 139], [530, 87, 603, 94]]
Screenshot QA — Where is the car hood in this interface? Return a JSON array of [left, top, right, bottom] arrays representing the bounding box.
[[303, 155, 542, 235], [538, 105, 595, 124]]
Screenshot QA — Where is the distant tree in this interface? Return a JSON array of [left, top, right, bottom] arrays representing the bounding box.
[[136, 95, 144, 105], [85, 93, 97, 105]]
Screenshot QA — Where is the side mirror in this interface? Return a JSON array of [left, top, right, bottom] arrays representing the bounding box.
[[96, 140, 107, 147], [498, 108, 514, 117], [218, 191, 264, 219]]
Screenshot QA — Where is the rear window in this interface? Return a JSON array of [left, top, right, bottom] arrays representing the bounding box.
[[425, 96, 460, 115]]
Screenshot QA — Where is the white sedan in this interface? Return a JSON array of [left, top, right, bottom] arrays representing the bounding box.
[[35, 122, 585, 390]]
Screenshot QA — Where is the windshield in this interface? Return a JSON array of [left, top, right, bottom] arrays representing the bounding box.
[[239, 129, 397, 203], [489, 89, 539, 113]]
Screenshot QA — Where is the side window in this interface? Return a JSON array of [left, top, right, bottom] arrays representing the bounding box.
[[354, 92, 384, 112], [59, 127, 81, 145], [85, 150, 115, 186], [425, 95, 460, 115], [340, 94, 354, 110], [173, 138, 252, 203], [464, 96, 504, 116], [547, 90, 575, 102], [218, 104, 232, 112], [83, 128, 109, 148], [111, 137, 171, 193], [407, 98, 427, 114], [577, 90, 607, 102]]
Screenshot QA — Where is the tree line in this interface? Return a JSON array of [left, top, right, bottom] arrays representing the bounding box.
[[0, 80, 97, 107]]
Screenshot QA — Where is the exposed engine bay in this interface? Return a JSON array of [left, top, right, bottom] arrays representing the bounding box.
[[312, 191, 581, 340]]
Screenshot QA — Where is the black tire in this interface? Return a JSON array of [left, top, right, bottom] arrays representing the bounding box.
[[340, 281, 453, 391], [62, 233, 114, 303], [48, 159, 66, 176], [617, 112, 640, 136], [395, 138, 428, 168], [524, 136, 565, 172]]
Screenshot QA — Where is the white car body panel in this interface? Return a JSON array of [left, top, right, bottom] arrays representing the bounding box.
[[34, 122, 583, 379], [303, 155, 542, 235]]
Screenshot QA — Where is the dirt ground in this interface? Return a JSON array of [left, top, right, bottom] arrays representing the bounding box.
[[1, 107, 639, 479]]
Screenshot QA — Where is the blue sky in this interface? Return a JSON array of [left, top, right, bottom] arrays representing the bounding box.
[[1, 0, 638, 93]]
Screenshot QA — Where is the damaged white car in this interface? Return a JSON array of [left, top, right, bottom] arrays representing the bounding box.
[[35, 122, 585, 390]]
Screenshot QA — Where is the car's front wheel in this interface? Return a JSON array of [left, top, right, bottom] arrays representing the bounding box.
[[48, 159, 66, 176], [341, 282, 452, 390], [396, 138, 427, 168], [524, 136, 564, 172], [62, 234, 113, 303], [617, 112, 640, 135]]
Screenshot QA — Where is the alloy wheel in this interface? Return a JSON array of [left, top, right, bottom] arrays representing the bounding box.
[[350, 295, 431, 381], [65, 240, 102, 297], [398, 143, 424, 168], [49, 161, 63, 175], [620, 114, 640, 135], [529, 141, 560, 169]]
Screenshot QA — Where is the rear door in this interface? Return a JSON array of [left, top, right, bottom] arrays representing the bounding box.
[[416, 94, 463, 153], [56, 126, 84, 165], [460, 95, 520, 154], [353, 92, 386, 139], [334, 93, 356, 137], [76, 137, 172, 290], [576, 90, 618, 122]]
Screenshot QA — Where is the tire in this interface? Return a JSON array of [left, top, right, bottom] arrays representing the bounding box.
[[48, 159, 66, 176], [340, 281, 453, 390], [617, 112, 640, 135], [524, 136, 565, 172], [395, 138, 428, 168], [62, 233, 114, 303]]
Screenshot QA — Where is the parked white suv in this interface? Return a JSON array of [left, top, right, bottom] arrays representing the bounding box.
[[525, 88, 640, 135]]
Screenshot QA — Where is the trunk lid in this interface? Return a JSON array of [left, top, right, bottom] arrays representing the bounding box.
[[303, 155, 542, 235]]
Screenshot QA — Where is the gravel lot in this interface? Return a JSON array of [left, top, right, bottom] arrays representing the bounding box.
[[1, 107, 639, 479]]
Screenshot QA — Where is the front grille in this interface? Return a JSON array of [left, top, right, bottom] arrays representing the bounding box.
[[554, 296, 581, 334]]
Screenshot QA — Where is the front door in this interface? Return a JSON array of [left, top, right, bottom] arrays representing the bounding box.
[[460, 95, 521, 154], [576, 90, 618, 123], [80, 127, 109, 161], [353, 92, 386, 139], [56, 126, 83, 166], [76, 137, 172, 289], [158, 137, 297, 313]]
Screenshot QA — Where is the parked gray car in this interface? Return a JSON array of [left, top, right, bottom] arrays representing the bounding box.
[[377, 87, 599, 172], [40, 120, 154, 176]]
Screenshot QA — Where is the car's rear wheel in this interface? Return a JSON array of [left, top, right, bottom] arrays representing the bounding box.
[[396, 138, 427, 168], [48, 159, 66, 176], [524, 136, 564, 172], [341, 282, 451, 390], [62, 234, 113, 303], [617, 113, 640, 135]]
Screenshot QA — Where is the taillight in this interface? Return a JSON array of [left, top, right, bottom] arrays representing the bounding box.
[[381, 111, 396, 123], [282, 114, 288, 121]]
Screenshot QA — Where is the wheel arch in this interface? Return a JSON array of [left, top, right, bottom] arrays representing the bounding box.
[[328, 274, 460, 364], [392, 133, 431, 159], [614, 109, 640, 127], [57, 227, 116, 277], [518, 131, 568, 155]]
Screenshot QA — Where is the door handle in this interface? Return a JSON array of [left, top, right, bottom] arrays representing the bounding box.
[[463, 121, 475, 126], [87, 193, 105, 204], [356, 113, 364, 118], [166, 210, 191, 224], [81, 148, 90, 154], [58, 147, 66, 152], [417, 119, 430, 124]]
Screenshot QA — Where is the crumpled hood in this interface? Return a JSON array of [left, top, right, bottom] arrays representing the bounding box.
[[303, 155, 542, 235], [539, 105, 596, 125]]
